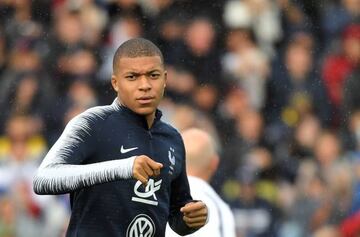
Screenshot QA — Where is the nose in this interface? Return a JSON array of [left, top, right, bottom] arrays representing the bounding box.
[[138, 75, 151, 91]]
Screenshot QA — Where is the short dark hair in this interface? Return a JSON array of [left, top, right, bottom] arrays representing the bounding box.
[[112, 38, 164, 73]]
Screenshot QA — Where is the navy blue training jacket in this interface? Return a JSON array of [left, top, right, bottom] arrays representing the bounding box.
[[33, 99, 195, 237]]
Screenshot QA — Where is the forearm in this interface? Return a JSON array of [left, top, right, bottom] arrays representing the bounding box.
[[33, 156, 135, 195]]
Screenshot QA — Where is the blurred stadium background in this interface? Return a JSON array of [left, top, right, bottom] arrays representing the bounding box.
[[1, 0, 360, 236]]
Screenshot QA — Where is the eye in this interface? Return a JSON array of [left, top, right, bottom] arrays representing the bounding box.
[[149, 73, 160, 79], [125, 75, 136, 80]]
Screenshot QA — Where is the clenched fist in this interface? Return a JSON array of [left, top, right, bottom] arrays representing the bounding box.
[[181, 201, 208, 229], [133, 155, 163, 185]]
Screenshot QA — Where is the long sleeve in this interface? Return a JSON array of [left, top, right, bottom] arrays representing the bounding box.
[[168, 167, 197, 235], [33, 109, 135, 195], [167, 141, 198, 236]]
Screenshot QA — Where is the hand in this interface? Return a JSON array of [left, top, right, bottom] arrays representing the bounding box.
[[180, 201, 208, 229], [133, 155, 163, 185]]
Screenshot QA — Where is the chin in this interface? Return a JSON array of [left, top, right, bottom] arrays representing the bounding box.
[[135, 107, 156, 116]]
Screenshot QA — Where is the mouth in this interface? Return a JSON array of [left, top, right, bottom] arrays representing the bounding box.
[[136, 96, 155, 105]]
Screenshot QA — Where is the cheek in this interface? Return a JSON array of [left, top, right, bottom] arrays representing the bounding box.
[[150, 79, 165, 94], [157, 84, 166, 98], [118, 84, 135, 100]]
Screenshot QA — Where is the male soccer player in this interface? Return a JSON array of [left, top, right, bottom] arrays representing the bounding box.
[[33, 38, 208, 237], [166, 128, 236, 237]]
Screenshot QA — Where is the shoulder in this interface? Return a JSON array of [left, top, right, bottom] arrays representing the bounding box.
[[65, 104, 116, 134], [157, 120, 186, 157], [189, 177, 232, 212], [71, 104, 115, 124], [158, 120, 183, 141], [80, 104, 116, 122]]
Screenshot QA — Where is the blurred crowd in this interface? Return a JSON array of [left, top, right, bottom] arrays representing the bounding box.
[[1, 0, 360, 236]]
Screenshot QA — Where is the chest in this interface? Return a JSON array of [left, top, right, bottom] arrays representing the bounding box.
[[92, 121, 183, 180]]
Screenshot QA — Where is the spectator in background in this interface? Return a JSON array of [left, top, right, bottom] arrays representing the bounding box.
[[164, 67, 196, 103], [174, 17, 221, 86], [45, 9, 84, 77], [277, 0, 314, 39], [323, 24, 360, 124], [283, 162, 328, 237], [245, 147, 278, 203], [284, 131, 352, 236], [0, 115, 46, 192], [42, 78, 100, 144], [166, 128, 236, 237], [52, 9, 84, 51], [46, 7, 103, 80], [156, 16, 223, 116], [224, 0, 282, 56], [215, 85, 252, 142], [0, 114, 69, 237], [232, 165, 279, 237], [3, 0, 43, 49], [341, 30, 360, 118], [321, 0, 360, 47], [107, 0, 146, 26], [98, 14, 143, 81], [340, 150, 360, 236], [222, 28, 270, 110], [291, 115, 321, 160], [314, 131, 344, 172], [192, 83, 220, 114], [138, 0, 176, 18], [313, 225, 341, 237], [344, 110, 360, 151], [153, 15, 185, 66], [0, 195, 16, 236], [265, 37, 331, 129], [76, 0, 108, 48], [0, 30, 7, 76], [276, 114, 322, 183], [55, 47, 98, 93], [0, 72, 56, 135], [2, 46, 42, 79], [62, 79, 99, 125], [219, 109, 266, 201], [312, 132, 352, 227]]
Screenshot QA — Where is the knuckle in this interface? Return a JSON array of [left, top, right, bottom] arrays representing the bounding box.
[[136, 156, 146, 163]]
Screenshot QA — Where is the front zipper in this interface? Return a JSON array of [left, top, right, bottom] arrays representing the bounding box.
[[148, 129, 154, 161]]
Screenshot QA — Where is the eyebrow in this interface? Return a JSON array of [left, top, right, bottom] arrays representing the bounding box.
[[123, 69, 162, 75]]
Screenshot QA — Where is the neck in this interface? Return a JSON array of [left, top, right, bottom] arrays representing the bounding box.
[[188, 170, 211, 183], [145, 113, 155, 128], [115, 99, 157, 129]]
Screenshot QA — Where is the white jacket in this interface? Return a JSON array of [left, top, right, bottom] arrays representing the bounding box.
[[166, 176, 236, 237]]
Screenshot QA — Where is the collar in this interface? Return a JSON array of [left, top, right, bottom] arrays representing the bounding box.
[[111, 98, 162, 129]]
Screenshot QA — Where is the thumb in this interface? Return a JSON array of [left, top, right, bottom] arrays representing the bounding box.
[[146, 158, 163, 170]]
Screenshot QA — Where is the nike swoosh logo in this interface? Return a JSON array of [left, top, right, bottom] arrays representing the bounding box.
[[121, 145, 138, 154]]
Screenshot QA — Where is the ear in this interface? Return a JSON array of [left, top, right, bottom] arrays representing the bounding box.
[[111, 74, 118, 92], [163, 70, 167, 88], [209, 155, 220, 175]]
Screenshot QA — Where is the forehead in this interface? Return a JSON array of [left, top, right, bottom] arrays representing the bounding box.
[[117, 56, 164, 73]]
